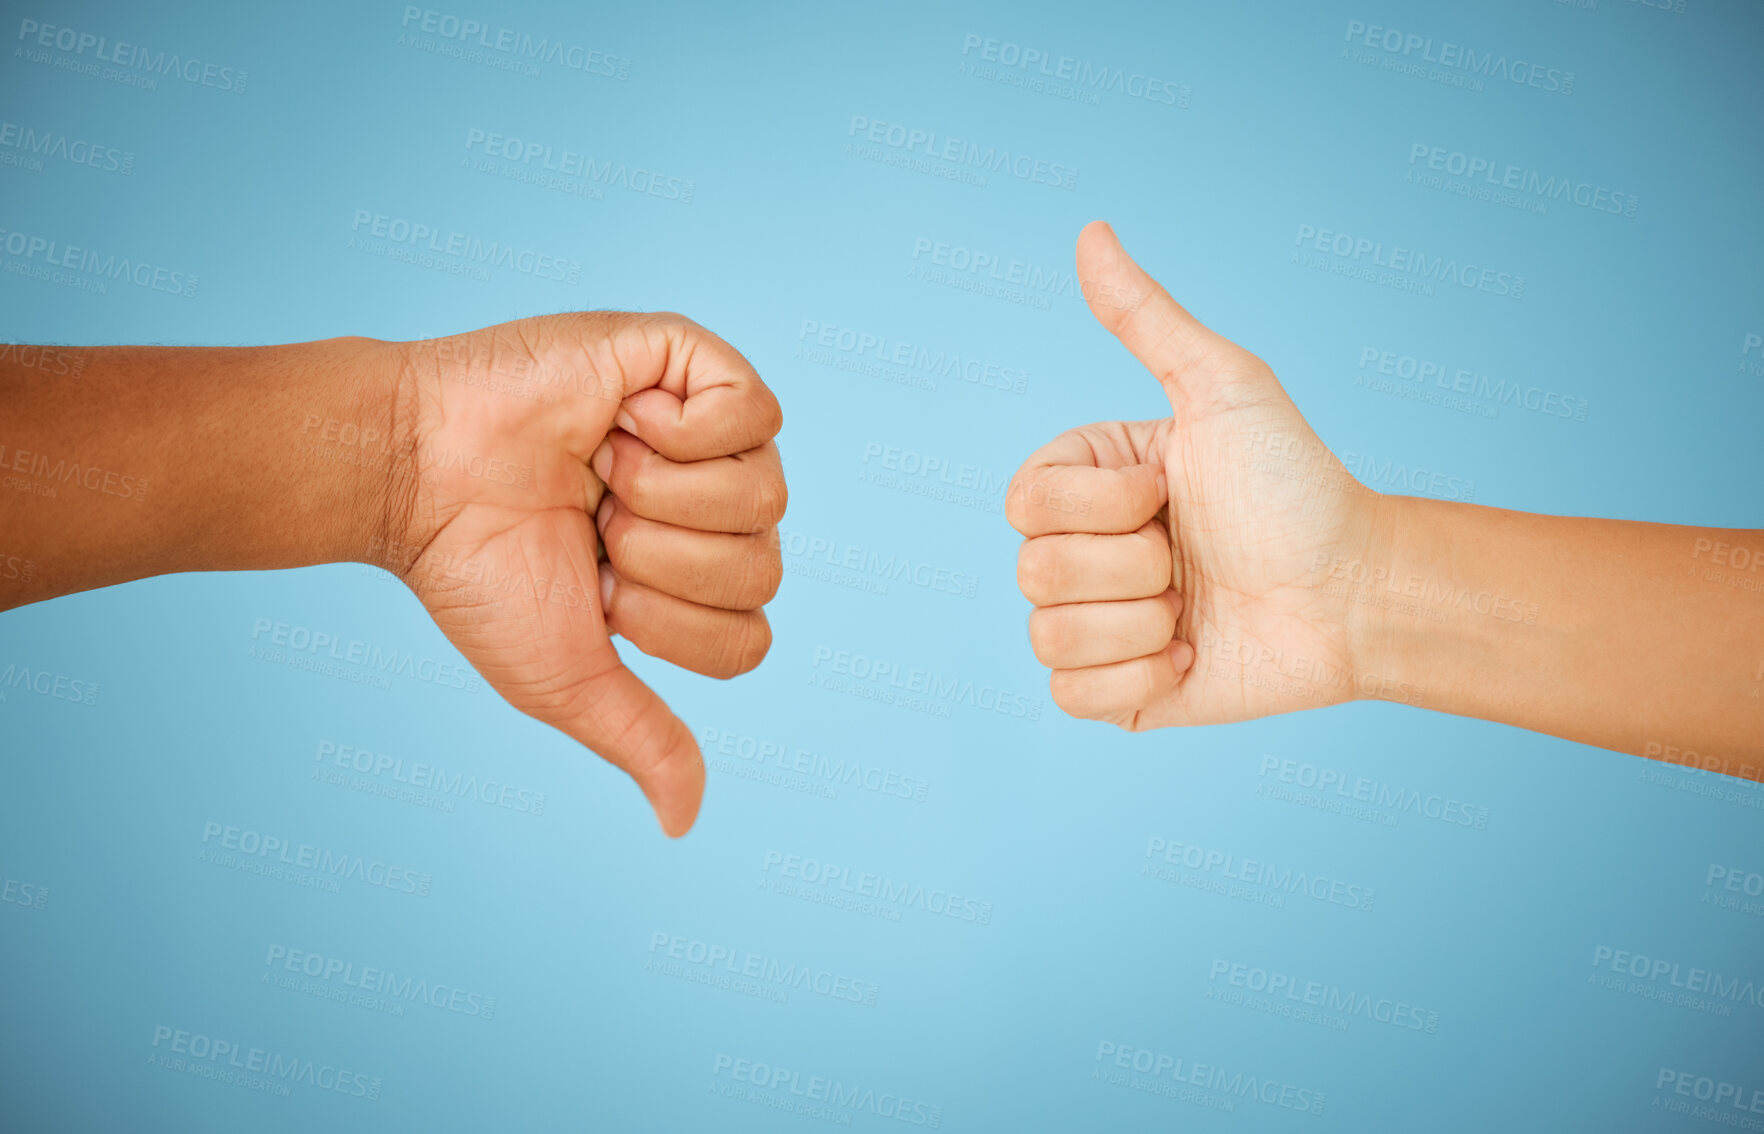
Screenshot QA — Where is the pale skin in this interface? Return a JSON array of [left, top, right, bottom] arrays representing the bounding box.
[[0, 312, 786, 836], [1011, 221, 1764, 781]]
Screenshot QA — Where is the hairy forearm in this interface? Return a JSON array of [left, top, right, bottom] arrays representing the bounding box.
[[0, 337, 406, 609], [1359, 494, 1764, 778]]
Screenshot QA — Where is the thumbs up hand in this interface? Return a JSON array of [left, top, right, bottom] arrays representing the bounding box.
[[383, 312, 785, 837], [1008, 223, 1388, 729]]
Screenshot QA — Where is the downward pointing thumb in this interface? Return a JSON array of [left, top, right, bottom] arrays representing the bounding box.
[[550, 639, 706, 837]]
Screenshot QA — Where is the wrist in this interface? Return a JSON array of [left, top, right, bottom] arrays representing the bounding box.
[[280, 333, 426, 571], [1346, 493, 1518, 716], [168, 334, 415, 574], [1344, 492, 1438, 710], [353, 335, 429, 575]]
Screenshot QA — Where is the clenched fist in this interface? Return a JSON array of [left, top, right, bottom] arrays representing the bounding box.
[[382, 312, 786, 836]]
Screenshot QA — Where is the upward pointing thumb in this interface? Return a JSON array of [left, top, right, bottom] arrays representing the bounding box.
[[1076, 221, 1238, 412]]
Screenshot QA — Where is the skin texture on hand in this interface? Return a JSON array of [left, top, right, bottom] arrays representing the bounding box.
[[1012, 222, 1764, 777], [1010, 222, 1386, 729], [0, 313, 784, 838], [378, 313, 785, 837]]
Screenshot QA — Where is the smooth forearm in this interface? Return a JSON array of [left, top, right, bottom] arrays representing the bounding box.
[[0, 337, 407, 609], [1359, 493, 1764, 777]]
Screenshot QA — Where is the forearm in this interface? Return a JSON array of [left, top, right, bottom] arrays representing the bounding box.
[[0, 337, 406, 609], [1358, 494, 1764, 778]]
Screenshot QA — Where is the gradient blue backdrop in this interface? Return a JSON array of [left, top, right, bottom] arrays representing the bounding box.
[[3, 0, 1762, 1130]]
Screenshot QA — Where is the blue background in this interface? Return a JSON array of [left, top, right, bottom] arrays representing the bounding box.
[[3, 0, 1763, 1130]]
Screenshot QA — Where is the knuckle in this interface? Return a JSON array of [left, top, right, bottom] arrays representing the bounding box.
[[754, 389, 784, 440], [597, 574, 625, 627], [604, 513, 636, 568], [1150, 597, 1178, 642], [1134, 531, 1173, 586], [1048, 671, 1092, 720], [1030, 617, 1051, 670], [1016, 540, 1060, 603], [714, 415, 746, 458], [730, 540, 783, 608], [722, 613, 772, 677], [1027, 609, 1065, 667], [622, 459, 658, 517], [1136, 654, 1174, 702], [749, 474, 788, 530], [1133, 660, 1160, 703], [1134, 559, 1170, 597], [1004, 474, 1033, 533], [1133, 479, 1163, 523], [750, 544, 784, 606]]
